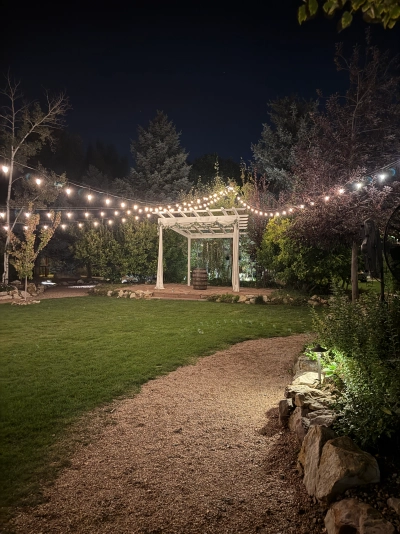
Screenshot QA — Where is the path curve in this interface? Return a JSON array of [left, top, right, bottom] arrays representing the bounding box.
[[11, 335, 325, 534]]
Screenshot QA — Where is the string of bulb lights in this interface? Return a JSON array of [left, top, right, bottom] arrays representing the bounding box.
[[0, 159, 399, 231]]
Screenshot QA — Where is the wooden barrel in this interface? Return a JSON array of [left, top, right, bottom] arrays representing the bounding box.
[[192, 268, 208, 290]]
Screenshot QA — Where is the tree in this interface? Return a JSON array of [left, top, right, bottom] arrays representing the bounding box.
[[252, 96, 318, 196], [0, 75, 69, 283], [288, 38, 400, 300], [257, 217, 351, 291], [188, 154, 241, 186], [85, 140, 129, 180], [299, 0, 400, 30], [9, 205, 61, 295], [130, 111, 191, 202]]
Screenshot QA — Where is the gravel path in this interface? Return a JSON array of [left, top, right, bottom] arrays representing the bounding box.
[[10, 334, 326, 534]]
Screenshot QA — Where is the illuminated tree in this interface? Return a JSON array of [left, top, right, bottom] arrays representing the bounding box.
[[288, 39, 400, 300], [0, 74, 69, 283], [9, 206, 61, 296]]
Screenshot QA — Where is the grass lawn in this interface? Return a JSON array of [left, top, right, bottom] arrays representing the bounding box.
[[0, 296, 314, 521]]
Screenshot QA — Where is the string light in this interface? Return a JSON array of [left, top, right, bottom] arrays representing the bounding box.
[[35, 178, 41, 185], [66, 188, 71, 195], [87, 194, 93, 201], [105, 198, 111, 205]]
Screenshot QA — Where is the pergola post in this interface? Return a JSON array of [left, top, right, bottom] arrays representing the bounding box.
[[155, 223, 164, 289], [187, 237, 191, 286], [232, 221, 240, 292]]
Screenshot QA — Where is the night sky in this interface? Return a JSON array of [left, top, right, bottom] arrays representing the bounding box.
[[2, 1, 400, 165]]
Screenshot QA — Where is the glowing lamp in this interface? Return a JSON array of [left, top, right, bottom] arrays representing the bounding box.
[[2, 165, 9, 173]]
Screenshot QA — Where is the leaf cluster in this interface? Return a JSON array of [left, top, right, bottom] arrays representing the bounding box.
[[298, 0, 400, 30]]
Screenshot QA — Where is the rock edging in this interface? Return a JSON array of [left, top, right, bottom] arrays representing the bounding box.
[[278, 356, 400, 533]]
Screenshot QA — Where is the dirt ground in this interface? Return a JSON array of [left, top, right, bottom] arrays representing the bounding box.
[[8, 333, 330, 534]]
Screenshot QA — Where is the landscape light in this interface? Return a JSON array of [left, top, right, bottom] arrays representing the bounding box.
[[0, 213, 4, 218], [310, 344, 327, 383], [2, 165, 9, 173], [3, 226, 9, 230]]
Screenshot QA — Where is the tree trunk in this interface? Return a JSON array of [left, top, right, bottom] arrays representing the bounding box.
[[351, 240, 359, 302], [86, 262, 92, 279]]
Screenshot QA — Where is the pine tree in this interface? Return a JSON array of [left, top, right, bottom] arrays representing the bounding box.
[[130, 111, 191, 202]]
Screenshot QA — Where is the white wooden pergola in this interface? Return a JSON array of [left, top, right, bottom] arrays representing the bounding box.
[[155, 207, 248, 292]]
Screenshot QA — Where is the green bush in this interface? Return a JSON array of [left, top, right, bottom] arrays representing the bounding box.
[[313, 287, 400, 448]]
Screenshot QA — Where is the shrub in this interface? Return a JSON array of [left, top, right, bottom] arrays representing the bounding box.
[[313, 287, 400, 448]]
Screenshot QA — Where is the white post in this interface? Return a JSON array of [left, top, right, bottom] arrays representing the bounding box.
[[155, 223, 164, 289], [232, 221, 240, 293], [187, 237, 191, 287]]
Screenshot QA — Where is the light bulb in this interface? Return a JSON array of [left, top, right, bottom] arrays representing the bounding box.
[[105, 198, 111, 205], [35, 178, 41, 185], [88, 194, 93, 201]]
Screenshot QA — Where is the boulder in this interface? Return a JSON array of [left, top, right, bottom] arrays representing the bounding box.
[[294, 389, 333, 411], [325, 498, 395, 534], [288, 406, 310, 442], [278, 398, 294, 427], [292, 372, 320, 388], [308, 409, 337, 428], [298, 425, 336, 494], [143, 291, 153, 298], [107, 290, 113, 297], [294, 355, 319, 375], [315, 436, 380, 504], [19, 290, 30, 299], [262, 295, 269, 303], [285, 384, 327, 400], [129, 292, 136, 299], [387, 497, 400, 515]]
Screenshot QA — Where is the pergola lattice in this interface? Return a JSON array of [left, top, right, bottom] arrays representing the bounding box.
[[156, 207, 248, 292]]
